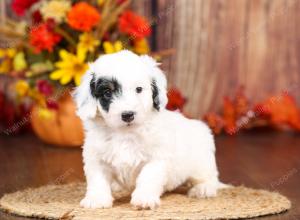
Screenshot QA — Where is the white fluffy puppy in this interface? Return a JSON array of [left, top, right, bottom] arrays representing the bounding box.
[[74, 50, 223, 210]]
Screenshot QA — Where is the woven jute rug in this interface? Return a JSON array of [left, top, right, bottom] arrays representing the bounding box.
[[0, 183, 291, 220]]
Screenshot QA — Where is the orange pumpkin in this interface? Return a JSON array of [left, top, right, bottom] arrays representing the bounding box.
[[31, 93, 84, 147]]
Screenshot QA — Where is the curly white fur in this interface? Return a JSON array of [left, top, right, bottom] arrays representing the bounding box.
[[74, 50, 223, 210]]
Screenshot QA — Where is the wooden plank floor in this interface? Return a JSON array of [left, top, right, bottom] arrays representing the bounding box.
[[0, 131, 299, 220]]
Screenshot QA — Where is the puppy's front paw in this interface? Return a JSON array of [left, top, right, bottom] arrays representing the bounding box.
[[80, 194, 113, 209], [188, 182, 218, 198], [130, 190, 160, 210]]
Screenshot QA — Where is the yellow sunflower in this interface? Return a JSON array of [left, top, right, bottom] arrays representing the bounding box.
[[0, 48, 16, 74], [103, 41, 123, 54], [97, 0, 105, 6], [28, 89, 46, 106], [15, 80, 30, 97], [50, 48, 88, 86], [78, 32, 100, 53], [0, 59, 11, 74], [13, 51, 28, 71], [134, 38, 150, 55]]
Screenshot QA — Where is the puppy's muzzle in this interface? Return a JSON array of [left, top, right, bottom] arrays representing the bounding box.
[[121, 111, 135, 123]]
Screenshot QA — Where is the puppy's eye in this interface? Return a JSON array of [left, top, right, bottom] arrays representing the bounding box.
[[103, 90, 112, 99], [136, 87, 143, 94]]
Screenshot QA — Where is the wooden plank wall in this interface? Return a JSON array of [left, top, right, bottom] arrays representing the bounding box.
[[137, 0, 300, 117]]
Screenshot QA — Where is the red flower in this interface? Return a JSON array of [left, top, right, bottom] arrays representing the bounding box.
[[37, 80, 53, 96], [29, 21, 61, 53], [116, 0, 127, 4], [118, 10, 151, 39], [32, 10, 42, 24], [11, 0, 39, 16], [67, 2, 101, 32], [166, 88, 186, 111]]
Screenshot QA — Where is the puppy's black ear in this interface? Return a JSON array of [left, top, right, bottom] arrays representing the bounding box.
[[140, 55, 168, 109], [151, 79, 160, 111], [89, 73, 97, 98]]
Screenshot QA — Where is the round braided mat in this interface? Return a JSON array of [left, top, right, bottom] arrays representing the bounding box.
[[0, 183, 291, 220]]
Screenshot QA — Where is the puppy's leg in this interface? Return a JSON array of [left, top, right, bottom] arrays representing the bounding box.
[[80, 147, 113, 208], [188, 176, 219, 198], [131, 161, 167, 210], [188, 152, 220, 198]]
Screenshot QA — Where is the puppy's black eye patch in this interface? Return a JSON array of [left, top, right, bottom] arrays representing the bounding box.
[[136, 87, 143, 93], [90, 75, 122, 112]]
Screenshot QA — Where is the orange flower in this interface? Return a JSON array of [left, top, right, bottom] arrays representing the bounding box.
[[254, 93, 300, 130], [203, 113, 224, 134], [223, 97, 237, 134], [67, 2, 100, 32], [118, 10, 151, 39]]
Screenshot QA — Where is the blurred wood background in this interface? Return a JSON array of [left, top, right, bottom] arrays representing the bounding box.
[[135, 0, 300, 117]]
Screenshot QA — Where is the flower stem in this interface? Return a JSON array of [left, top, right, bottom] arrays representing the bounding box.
[[54, 27, 77, 47], [96, 0, 131, 40]]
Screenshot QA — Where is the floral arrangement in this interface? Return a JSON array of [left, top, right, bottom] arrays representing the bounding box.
[[203, 88, 300, 135], [0, 0, 152, 119]]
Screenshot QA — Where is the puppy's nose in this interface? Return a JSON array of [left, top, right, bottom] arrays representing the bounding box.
[[121, 111, 135, 123]]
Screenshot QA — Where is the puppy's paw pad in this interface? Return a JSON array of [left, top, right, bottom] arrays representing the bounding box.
[[130, 191, 160, 210], [188, 183, 217, 198], [80, 195, 113, 209]]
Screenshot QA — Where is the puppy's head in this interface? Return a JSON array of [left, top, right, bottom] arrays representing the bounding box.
[[74, 50, 167, 128]]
